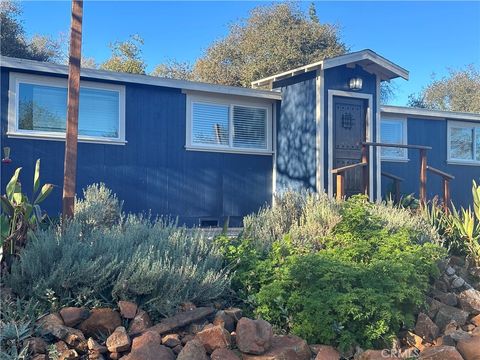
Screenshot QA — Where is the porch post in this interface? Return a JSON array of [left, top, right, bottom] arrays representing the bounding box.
[[361, 143, 369, 196], [419, 149, 427, 205]]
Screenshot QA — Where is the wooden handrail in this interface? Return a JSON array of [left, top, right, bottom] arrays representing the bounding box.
[[381, 171, 404, 203], [381, 171, 404, 182], [332, 162, 367, 174], [426, 166, 455, 180], [427, 165, 455, 212], [363, 142, 432, 150]]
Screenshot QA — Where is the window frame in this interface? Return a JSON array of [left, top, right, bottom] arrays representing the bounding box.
[[8, 72, 126, 145], [185, 94, 273, 155], [447, 120, 480, 166], [380, 116, 408, 162]]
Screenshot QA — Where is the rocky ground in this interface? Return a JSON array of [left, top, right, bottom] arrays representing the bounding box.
[[24, 258, 480, 360]]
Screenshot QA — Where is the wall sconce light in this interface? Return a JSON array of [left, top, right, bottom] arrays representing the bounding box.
[[349, 77, 363, 91], [2, 147, 12, 164]]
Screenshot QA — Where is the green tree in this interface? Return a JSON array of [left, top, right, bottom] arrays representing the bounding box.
[[100, 34, 146, 74], [407, 65, 480, 113], [192, 3, 347, 87], [151, 59, 194, 80], [0, 1, 62, 62]]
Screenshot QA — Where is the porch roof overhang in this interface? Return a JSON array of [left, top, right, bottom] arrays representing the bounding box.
[[0, 56, 282, 101], [251, 49, 409, 89]]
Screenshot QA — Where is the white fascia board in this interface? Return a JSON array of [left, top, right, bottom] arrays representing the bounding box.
[[322, 50, 409, 80], [251, 61, 324, 88], [0, 56, 282, 100], [381, 105, 480, 122]]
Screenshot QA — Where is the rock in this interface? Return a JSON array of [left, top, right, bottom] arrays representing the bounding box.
[[358, 350, 398, 360], [177, 339, 208, 360], [236, 317, 273, 355], [60, 307, 90, 327], [446, 266, 456, 276], [457, 335, 480, 360], [55, 341, 69, 353], [427, 298, 444, 319], [211, 348, 241, 360], [434, 304, 469, 330], [172, 344, 183, 354], [314, 345, 341, 360], [186, 320, 210, 334], [471, 314, 480, 327], [125, 331, 175, 360], [434, 293, 458, 307], [59, 349, 79, 360], [108, 353, 121, 360], [458, 289, 480, 314], [79, 308, 122, 338], [195, 324, 231, 353], [87, 338, 107, 353], [224, 308, 243, 322], [213, 310, 236, 332], [162, 334, 181, 348], [242, 335, 311, 360], [106, 326, 131, 353], [128, 309, 152, 336], [146, 307, 215, 335], [415, 313, 440, 342], [118, 301, 138, 319], [25, 337, 47, 354], [31, 355, 47, 360], [419, 345, 464, 360], [451, 275, 466, 289], [37, 313, 64, 334], [88, 350, 105, 360], [448, 329, 471, 341], [405, 331, 425, 351], [62, 327, 87, 349], [181, 334, 195, 345]]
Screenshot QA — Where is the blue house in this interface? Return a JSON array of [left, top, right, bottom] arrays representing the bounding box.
[[1, 50, 479, 226]]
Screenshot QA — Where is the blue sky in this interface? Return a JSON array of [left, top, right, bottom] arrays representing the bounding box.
[[21, 1, 480, 106]]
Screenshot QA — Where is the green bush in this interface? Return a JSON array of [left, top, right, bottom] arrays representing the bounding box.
[[220, 195, 445, 350], [7, 189, 230, 320]]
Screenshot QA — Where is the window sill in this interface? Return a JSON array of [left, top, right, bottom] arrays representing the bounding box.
[[447, 160, 480, 167], [381, 158, 410, 163], [6, 132, 127, 145], [185, 145, 273, 156]]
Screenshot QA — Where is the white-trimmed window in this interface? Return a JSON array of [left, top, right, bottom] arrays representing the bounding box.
[[186, 95, 272, 154], [448, 121, 480, 165], [8, 72, 126, 144], [380, 117, 408, 160]]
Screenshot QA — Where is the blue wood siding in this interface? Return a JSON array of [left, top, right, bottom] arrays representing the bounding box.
[[323, 65, 379, 196], [273, 71, 317, 192], [0, 68, 273, 226], [381, 117, 480, 208]]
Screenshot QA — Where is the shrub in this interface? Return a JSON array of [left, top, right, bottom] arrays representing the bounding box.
[[0, 294, 45, 359], [221, 195, 445, 350], [422, 181, 480, 265], [74, 183, 122, 233], [7, 190, 230, 320]]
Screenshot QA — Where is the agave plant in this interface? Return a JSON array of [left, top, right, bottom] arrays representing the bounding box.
[[0, 159, 53, 264]]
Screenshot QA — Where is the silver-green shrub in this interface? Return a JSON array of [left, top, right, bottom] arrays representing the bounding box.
[[74, 183, 122, 232], [242, 191, 340, 253], [370, 199, 442, 245], [7, 214, 230, 319]]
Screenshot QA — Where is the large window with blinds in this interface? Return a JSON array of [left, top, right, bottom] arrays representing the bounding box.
[[8, 73, 125, 144], [187, 96, 271, 154], [380, 117, 408, 160]]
